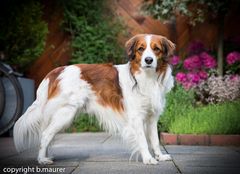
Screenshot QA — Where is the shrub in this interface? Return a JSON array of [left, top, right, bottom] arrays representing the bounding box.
[[195, 74, 240, 104], [225, 51, 240, 74], [60, 0, 125, 64], [0, 0, 48, 71], [226, 51, 240, 65], [171, 41, 240, 102], [174, 51, 217, 90]]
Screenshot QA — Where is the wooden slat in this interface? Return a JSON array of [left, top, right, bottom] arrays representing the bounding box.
[[27, 0, 71, 86]]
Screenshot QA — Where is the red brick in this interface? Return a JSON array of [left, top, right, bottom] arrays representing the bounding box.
[[210, 135, 240, 146], [160, 133, 178, 145], [178, 134, 209, 145], [160, 133, 240, 146]]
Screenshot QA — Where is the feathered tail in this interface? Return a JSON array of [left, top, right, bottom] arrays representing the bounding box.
[[13, 79, 49, 152]]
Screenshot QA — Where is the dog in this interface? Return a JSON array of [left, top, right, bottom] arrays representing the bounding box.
[[13, 34, 175, 165]]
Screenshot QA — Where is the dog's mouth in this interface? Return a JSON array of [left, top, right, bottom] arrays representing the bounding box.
[[143, 65, 154, 69]]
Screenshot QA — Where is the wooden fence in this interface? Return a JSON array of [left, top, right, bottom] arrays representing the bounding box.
[[27, 0, 240, 86]]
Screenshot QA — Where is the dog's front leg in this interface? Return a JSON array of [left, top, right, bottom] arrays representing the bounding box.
[[133, 118, 158, 165], [147, 117, 172, 161]]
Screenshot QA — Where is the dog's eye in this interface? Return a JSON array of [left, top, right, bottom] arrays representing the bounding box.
[[154, 47, 161, 52], [137, 47, 144, 53]]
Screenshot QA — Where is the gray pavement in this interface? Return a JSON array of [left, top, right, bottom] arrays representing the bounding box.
[[0, 132, 240, 174]]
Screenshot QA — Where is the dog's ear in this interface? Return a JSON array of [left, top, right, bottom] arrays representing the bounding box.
[[161, 37, 175, 58], [125, 35, 138, 61]]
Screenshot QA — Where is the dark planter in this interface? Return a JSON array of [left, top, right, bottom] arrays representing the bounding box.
[[0, 76, 35, 135]]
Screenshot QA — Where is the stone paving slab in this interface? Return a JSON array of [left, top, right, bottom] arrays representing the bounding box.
[[165, 145, 239, 155], [0, 138, 18, 160], [72, 161, 178, 174], [49, 133, 130, 161], [178, 166, 240, 174], [172, 154, 240, 167], [0, 133, 240, 174], [165, 145, 240, 174]]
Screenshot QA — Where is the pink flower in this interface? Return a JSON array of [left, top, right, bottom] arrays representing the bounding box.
[[187, 72, 200, 84], [183, 55, 202, 71], [170, 55, 180, 65], [176, 71, 206, 90], [176, 72, 187, 83], [182, 82, 194, 90], [226, 51, 240, 65], [200, 52, 217, 69], [198, 70, 208, 80], [230, 74, 240, 81]]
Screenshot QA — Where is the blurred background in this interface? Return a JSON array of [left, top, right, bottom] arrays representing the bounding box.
[[0, 0, 239, 136]]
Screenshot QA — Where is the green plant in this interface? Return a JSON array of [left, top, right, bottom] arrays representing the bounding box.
[[195, 74, 240, 104], [160, 84, 240, 134], [0, 0, 48, 71], [142, 0, 229, 26], [60, 0, 125, 64], [169, 100, 240, 134], [67, 114, 102, 132], [159, 84, 195, 132]]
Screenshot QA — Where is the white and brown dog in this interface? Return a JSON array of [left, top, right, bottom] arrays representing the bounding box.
[[13, 34, 175, 165]]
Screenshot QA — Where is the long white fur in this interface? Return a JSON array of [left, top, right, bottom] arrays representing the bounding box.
[[13, 34, 174, 165], [13, 78, 49, 152]]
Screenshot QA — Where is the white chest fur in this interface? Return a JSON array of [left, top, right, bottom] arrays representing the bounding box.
[[116, 63, 172, 120]]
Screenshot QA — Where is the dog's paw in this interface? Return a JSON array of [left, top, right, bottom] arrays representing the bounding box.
[[38, 157, 53, 165], [143, 157, 158, 165], [155, 154, 172, 161]]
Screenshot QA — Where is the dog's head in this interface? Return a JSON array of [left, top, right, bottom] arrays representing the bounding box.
[[125, 34, 175, 74]]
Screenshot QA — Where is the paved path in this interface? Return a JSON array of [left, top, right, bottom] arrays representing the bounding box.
[[0, 133, 240, 174]]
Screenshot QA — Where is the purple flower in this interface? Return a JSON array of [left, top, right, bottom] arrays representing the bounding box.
[[226, 51, 240, 65], [183, 55, 202, 71], [198, 70, 208, 80], [170, 55, 180, 65], [200, 52, 217, 69], [176, 71, 207, 90], [187, 72, 201, 84], [230, 74, 240, 81], [176, 72, 187, 83], [182, 82, 194, 90]]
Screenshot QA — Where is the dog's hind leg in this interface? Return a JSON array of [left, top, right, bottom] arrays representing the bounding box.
[[38, 104, 78, 165]]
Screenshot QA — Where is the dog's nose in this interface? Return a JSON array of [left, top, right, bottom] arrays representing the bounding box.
[[145, 57, 153, 64]]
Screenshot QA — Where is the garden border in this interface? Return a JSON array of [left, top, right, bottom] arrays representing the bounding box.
[[160, 132, 240, 146]]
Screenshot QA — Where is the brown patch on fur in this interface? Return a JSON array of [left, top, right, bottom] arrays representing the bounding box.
[[45, 66, 65, 99], [151, 35, 175, 81], [76, 64, 124, 113], [125, 34, 146, 75], [150, 37, 164, 59], [151, 35, 175, 58], [156, 60, 168, 82]]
